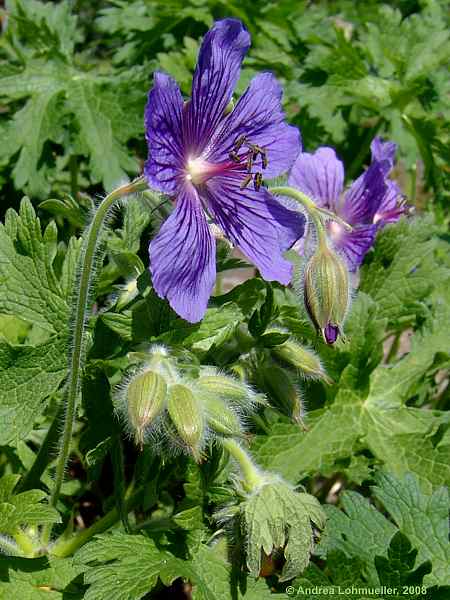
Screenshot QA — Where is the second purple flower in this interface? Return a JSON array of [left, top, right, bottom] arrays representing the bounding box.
[[289, 137, 408, 271]]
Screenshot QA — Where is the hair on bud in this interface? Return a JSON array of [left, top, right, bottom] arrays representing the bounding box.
[[167, 383, 206, 462], [271, 337, 333, 385], [258, 361, 308, 428], [202, 393, 245, 438], [115, 366, 167, 448], [198, 367, 258, 413], [303, 244, 351, 344]]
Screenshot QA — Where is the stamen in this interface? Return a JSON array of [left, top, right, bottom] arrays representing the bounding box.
[[228, 135, 269, 193], [254, 172, 263, 192], [234, 135, 247, 151], [228, 150, 241, 163], [240, 174, 253, 189], [261, 149, 268, 170]]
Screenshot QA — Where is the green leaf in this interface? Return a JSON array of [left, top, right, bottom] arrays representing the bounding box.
[[156, 304, 244, 352], [0, 474, 60, 535], [375, 531, 432, 589], [0, 555, 82, 600], [372, 472, 450, 587], [74, 533, 169, 600], [0, 199, 80, 445], [241, 481, 325, 581], [0, 336, 66, 446], [318, 472, 449, 587], [360, 218, 439, 327], [0, 199, 70, 333], [252, 290, 450, 492], [75, 532, 275, 600], [66, 78, 139, 192], [5, 0, 78, 59], [0, 3, 142, 196]]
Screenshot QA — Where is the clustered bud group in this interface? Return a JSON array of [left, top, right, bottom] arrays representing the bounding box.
[[115, 346, 257, 460]]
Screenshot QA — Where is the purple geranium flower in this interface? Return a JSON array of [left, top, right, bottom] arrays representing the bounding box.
[[289, 137, 407, 271], [144, 19, 305, 322]]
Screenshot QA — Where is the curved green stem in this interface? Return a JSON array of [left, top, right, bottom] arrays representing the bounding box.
[[270, 186, 352, 250], [222, 439, 264, 493], [43, 177, 147, 545], [51, 488, 143, 558], [270, 186, 328, 249]]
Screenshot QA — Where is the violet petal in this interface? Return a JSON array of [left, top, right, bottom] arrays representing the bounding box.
[[324, 324, 339, 344], [288, 147, 344, 210], [203, 176, 305, 285], [341, 162, 386, 225], [185, 19, 250, 155], [331, 223, 378, 271], [149, 184, 216, 323], [374, 180, 407, 226], [208, 72, 301, 179], [370, 136, 397, 175], [144, 72, 185, 194]]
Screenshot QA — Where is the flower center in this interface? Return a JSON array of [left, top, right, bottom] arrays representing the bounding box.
[[185, 157, 211, 185], [184, 136, 268, 192]]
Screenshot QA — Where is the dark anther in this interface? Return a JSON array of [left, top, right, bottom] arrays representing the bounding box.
[[240, 174, 253, 190], [246, 155, 253, 173], [261, 149, 268, 170], [254, 172, 263, 191], [233, 135, 247, 151], [228, 150, 241, 163]]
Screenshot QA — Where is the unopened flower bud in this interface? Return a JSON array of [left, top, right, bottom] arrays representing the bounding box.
[[203, 395, 244, 437], [272, 340, 333, 385], [303, 245, 350, 344], [167, 384, 204, 461], [198, 371, 254, 409], [259, 362, 307, 428], [126, 370, 167, 447]]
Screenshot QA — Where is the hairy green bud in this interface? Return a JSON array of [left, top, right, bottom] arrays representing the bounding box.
[[203, 395, 243, 437], [126, 370, 167, 448], [198, 373, 253, 404], [304, 245, 350, 344], [259, 362, 307, 428], [272, 340, 333, 385], [167, 384, 204, 461]]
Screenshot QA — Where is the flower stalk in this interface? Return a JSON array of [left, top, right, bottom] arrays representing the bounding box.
[[221, 438, 264, 492], [50, 487, 143, 558], [43, 177, 148, 544], [270, 185, 351, 250]]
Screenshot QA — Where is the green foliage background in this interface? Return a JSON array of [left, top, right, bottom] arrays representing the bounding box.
[[0, 1, 448, 599]]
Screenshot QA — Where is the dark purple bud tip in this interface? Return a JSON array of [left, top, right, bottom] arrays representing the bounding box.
[[323, 324, 339, 345]]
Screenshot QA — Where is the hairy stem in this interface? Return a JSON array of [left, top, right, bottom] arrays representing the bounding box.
[[44, 177, 148, 544], [271, 185, 351, 238], [221, 439, 264, 493]]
